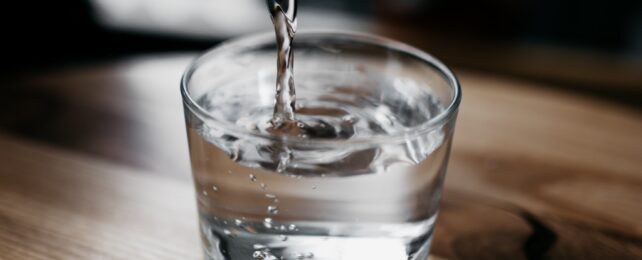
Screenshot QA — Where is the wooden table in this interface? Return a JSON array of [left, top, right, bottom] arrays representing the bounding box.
[[0, 54, 640, 259]]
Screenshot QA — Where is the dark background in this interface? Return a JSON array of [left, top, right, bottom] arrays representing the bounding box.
[[2, 0, 641, 104]]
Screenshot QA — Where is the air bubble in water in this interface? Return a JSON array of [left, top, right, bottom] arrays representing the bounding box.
[[223, 229, 232, 236], [234, 219, 243, 226], [276, 151, 291, 173], [260, 183, 268, 190], [202, 190, 208, 196], [265, 193, 279, 203], [249, 174, 257, 182], [252, 249, 277, 260], [230, 145, 242, 162], [267, 205, 279, 215], [288, 224, 296, 231], [263, 218, 273, 228], [212, 185, 219, 192]]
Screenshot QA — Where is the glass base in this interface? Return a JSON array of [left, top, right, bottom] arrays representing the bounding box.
[[201, 216, 435, 260]]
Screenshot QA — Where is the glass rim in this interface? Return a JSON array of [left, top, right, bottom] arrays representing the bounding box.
[[181, 30, 462, 146]]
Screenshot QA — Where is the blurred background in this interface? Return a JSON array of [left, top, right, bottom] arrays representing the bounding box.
[[0, 2, 641, 259], [1, 0, 641, 104]]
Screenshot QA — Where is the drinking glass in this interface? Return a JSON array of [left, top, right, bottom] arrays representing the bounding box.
[[181, 31, 461, 260]]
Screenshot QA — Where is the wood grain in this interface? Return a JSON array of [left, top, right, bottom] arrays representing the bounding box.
[[0, 134, 200, 260], [0, 54, 640, 259], [378, 24, 642, 96]]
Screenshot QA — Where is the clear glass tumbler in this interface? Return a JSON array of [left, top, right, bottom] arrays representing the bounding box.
[[181, 31, 461, 260]]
